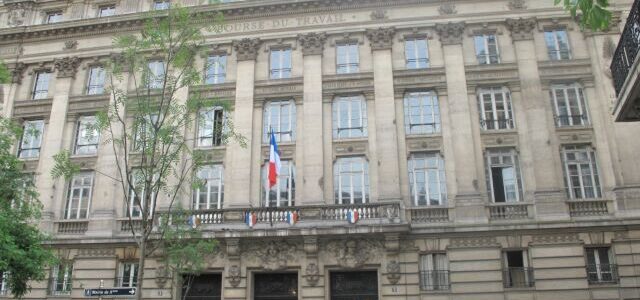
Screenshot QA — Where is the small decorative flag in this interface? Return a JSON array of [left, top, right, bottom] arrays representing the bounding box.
[[286, 210, 299, 225], [187, 215, 201, 229], [267, 131, 281, 189], [347, 209, 359, 224], [244, 211, 257, 228]]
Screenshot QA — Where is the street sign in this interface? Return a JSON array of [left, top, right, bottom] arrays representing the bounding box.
[[84, 288, 136, 297]]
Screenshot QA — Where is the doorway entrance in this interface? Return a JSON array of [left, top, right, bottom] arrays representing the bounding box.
[[330, 271, 379, 300]]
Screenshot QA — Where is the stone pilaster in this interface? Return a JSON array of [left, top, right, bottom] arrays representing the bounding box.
[[1, 62, 26, 118], [299, 33, 326, 204], [437, 22, 486, 223], [227, 38, 261, 207], [507, 18, 568, 220], [368, 27, 401, 201]]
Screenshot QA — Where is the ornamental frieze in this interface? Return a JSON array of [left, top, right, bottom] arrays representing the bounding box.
[[556, 129, 594, 145], [405, 136, 442, 153], [531, 233, 581, 245], [333, 140, 368, 158], [449, 236, 499, 248], [324, 238, 383, 269], [75, 248, 116, 257], [480, 132, 519, 148], [242, 240, 299, 271]]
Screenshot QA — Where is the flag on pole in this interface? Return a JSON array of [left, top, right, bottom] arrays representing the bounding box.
[[244, 211, 257, 228], [267, 131, 281, 189], [286, 210, 299, 225], [346, 209, 359, 224]]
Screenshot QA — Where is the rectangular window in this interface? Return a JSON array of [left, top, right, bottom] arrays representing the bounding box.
[[545, 29, 571, 60], [64, 172, 94, 220], [197, 107, 225, 147], [46, 11, 63, 24], [263, 100, 296, 143], [332, 96, 367, 139], [262, 160, 295, 207], [0, 272, 8, 296], [98, 5, 116, 17], [403, 91, 440, 135], [50, 263, 72, 295], [194, 164, 224, 210], [18, 120, 44, 159], [86, 66, 105, 95], [153, 0, 170, 10], [74, 116, 100, 155], [33, 71, 51, 100], [409, 153, 447, 206], [334, 157, 369, 204], [586, 247, 617, 284], [147, 60, 165, 89], [336, 43, 359, 74], [419, 253, 449, 291], [269, 48, 292, 79], [550, 83, 590, 127], [562, 145, 602, 199], [205, 55, 226, 84], [405, 38, 429, 69], [477, 87, 514, 130], [119, 263, 138, 287], [503, 250, 534, 288], [133, 114, 158, 151], [485, 148, 524, 203], [474, 34, 500, 64], [127, 170, 156, 218]]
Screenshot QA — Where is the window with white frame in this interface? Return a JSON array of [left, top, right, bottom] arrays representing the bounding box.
[[86, 66, 105, 95], [18, 120, 44, 159], [269, 48, 292, 79], [146, 60, 165, 89], [64, 172, 94, 220], [561, 145, 602, 199], [50, 263, 73, 295], [194, 164, 224, 210], [205, 54, 226, 84], [153, 0, 170, 10], [74, 116, 100, 155], [336, 42, 359, 74], [46, 11, 63, 24], [0, 272, 8, 295], [477, 87, 515, 130], [544, 29, 571, 60], [586, 247, 617, 283], [419, 253, 449, 291], [127, 170, 156, 218], [263, 100, 296, 143], [408, 153, 447, 206], [403, 91, 440, 135], [334, 157, 369, 204], [550, 83, 590, 127], [197, 107, 225, 147], [133, 114, 158, 151], [485, 148, 524, 203], [262, 160, 295, 207], [333, 96, 367, 139], [32, 71, 51, 100], [474, 34, 500, 64], [405, 38, 429, 69], [503, 250, 534, 288], [119, 263, 138, 287], [98, 4, 116, 17]]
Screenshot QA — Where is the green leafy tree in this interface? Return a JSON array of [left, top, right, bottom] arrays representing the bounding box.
[[0, 117, 57, 298], [555, 0, 612, 31], [52, 3, 242, 299]]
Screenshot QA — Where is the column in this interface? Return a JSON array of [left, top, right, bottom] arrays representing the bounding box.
[[506, 18, 568, 220], [366, 27, 402, 201], [298, 32, 327, 204], [38, 57, 80, 230], [226, 38, 261, 207], [435, 22, 485, 223], [1, 63, 26, 118]]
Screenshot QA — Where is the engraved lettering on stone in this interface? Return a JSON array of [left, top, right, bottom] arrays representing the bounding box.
[[219, 14, 346, 34]]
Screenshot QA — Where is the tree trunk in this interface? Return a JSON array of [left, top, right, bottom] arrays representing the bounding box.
[[136, 238, 147, 300]]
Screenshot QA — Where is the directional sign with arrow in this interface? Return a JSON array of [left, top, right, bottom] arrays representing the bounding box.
[[84, 288, 136, 297]]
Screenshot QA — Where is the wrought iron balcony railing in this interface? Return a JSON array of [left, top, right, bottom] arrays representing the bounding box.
[[554, 114, 589, 127], [503, 267, 535, 288], [612, 0, 640, 95], [419, 270, 450, 291], [480, 118, 514, 130], [587, 264, 619, 284]]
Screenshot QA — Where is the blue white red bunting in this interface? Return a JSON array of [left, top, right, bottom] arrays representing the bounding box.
[[244, 211, 257, 228], [346, 209, 359, 224]]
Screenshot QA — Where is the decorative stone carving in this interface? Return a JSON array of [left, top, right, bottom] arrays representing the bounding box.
[[508, 0, 527, 10], [438, 2, 457, 15], [435, 22, 465, 45], [154, 265, 168, 288], [450, 236, 498, 248], [54, 57, 81, 78], [10, 62, 26, 84], [247, 240, 297, 271], [227, 265, 241, 287], [6, 1, 35, 27], [233, 38, 262, 61], [64, 40, 78, 50], [304, 236, 319, 257], [366, 27, 396, 50], [588, 232, 605, 245], [226, 238, 240, 258], [370, 9, 388, 20], [75, 248, 116, 257], [298, 32, 327, 55], [531, 233, 580, 244], [304, 263, 320, 286], [602, 37, 616, 78], [326, 239, 380, 269], [386, 261, 401, 284], [505, 18, 537, 41]]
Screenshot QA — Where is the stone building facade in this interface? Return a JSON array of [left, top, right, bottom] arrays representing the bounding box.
[[2, 0, 640, 299]]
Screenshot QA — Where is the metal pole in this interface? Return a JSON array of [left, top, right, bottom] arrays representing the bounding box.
[[99, 280, 104, 300]]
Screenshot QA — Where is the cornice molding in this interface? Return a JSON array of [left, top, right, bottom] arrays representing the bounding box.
[[366, 27, 396, 50]]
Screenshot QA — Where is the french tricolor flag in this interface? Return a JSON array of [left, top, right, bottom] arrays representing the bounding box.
[[244, 211, 257, 228], [286, 210, 299, 225], [347, 209, 359, 224], [267, 131, 281, 189]]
